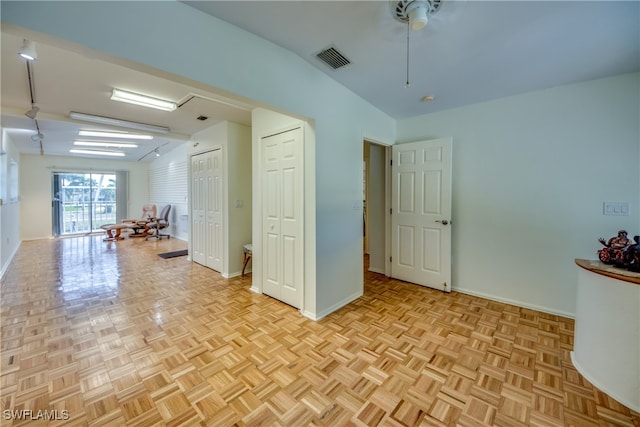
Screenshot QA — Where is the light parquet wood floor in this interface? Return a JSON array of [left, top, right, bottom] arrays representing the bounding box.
[[1, 236, 638, 426]]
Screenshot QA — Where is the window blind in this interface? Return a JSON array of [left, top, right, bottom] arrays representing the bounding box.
[[149, 161, 188, 206]]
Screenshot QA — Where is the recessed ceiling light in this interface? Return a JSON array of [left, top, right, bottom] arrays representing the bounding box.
[[422, 95, 435, 102], [70, 149, 125, 157], [74, 141, 138, 148], [78, 130, 153, 140], [111, 88, 177, 112]]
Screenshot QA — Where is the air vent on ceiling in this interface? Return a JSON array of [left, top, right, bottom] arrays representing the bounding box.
[[316, 46, 351, 70]]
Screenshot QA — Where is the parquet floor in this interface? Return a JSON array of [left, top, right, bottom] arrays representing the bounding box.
[[1, 236, 638, 426]]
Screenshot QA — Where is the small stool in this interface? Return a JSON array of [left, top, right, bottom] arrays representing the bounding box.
[[100, 223, 130, 241], [242, 244, 252, 277]]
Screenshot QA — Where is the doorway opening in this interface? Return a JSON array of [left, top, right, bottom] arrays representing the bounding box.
[[52, 172, 124, 236], [363, 140, 388, 275]]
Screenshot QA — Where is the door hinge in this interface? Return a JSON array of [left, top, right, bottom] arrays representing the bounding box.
[[390, 159, 393, 166], [390, 256, 392, 262], [390, 208, 392, 214]]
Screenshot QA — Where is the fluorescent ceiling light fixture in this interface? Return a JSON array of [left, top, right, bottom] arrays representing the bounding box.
[[74, 141, 138, 148], [69, 112, 170, 134], [111, 88, 177, 112], [70, 149, 125, 157], [18, 39, 37, 61], [78, 130, 153, 140]]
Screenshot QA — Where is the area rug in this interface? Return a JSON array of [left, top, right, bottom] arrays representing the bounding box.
[[158, 249, 188, 259]]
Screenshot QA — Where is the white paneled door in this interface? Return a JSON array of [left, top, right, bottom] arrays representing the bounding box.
[[391, 138, 452, 292], [191, 149, 223, 272], [262, 127, 303, 309]]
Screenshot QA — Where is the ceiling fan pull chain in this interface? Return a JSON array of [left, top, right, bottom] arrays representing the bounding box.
[[405, 22, 411, 88]]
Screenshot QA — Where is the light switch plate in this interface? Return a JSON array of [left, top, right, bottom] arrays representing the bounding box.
[[603, 201, 630, 216]]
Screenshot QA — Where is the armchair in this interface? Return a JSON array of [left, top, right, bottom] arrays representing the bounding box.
[[145, 204, 171, 240], [122, 204, 157, 237]]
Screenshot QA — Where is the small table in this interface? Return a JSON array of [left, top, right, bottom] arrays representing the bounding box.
[[100, 223, 130, 241], [242, 244, 252, 277]]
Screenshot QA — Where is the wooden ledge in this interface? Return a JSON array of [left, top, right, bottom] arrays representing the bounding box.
[[575, 258, 640, 285]]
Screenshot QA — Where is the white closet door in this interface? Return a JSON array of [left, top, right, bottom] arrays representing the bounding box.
[[205, 149, 223, 272], [191, 149, 223, 272], [192, 155, 206, 265], [262, 127, 303, 309]]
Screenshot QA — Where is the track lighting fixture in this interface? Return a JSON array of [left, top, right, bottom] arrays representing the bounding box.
[[138, 143, 169, 162], [18, 39, 37, 61], [25, 105, 39, 119]]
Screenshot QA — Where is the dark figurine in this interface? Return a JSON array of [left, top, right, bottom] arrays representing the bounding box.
[[598, 230, 631, 266], [624, 235, 640, 272]]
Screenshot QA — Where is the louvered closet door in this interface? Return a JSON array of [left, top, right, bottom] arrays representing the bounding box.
[[262, 127, 303, 309]]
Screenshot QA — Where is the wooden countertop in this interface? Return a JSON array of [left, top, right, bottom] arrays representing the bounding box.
[[575, 259, 640, 285]]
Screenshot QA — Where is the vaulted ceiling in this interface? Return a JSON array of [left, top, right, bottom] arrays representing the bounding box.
[[187, 1, 639, 118], [2, 1, 638, 161]]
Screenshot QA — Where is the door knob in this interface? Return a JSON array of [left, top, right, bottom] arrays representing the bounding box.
[[435, 220, 449, 225]]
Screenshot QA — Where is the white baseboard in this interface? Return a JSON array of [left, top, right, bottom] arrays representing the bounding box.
[[0, 241, 21, 282], [222, 268, 251, 279], [249, 286, 261, 294], [368, 266, 385, 274], [302, 290, 363, 321], [453, 286, 575, 319]]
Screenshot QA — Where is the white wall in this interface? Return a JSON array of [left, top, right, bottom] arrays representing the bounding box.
[[397, 73, 640, 317], [19, 154, 149, 240], [2, 1, 396, 319], [149, 143, 189, 241], [0, 131, 22, 278], [225, 122, 252, 276]]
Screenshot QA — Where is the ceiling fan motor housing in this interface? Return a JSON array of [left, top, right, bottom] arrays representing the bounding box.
[[391, 0, 442, 29]]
